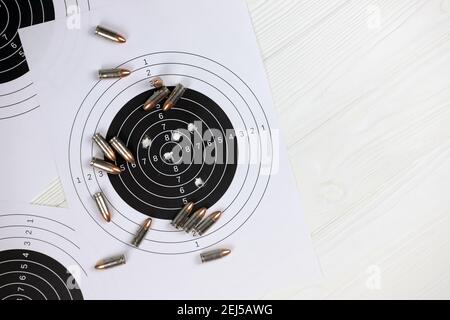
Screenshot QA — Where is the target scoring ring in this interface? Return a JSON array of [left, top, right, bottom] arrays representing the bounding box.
[[0, 0, 56, 120], [69, 52, 274, 255], [0, 250, 83, 300]]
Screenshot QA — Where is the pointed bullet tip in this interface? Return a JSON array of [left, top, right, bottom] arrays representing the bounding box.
[[213, 211, 222, 220], [163, 102, 173, 112], [144, 218, 153, 229], [121, 69, 131, 77]]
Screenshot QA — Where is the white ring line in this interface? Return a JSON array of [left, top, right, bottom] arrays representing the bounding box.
[[0, 0, 10, 35], [0, 38, 22, 62], [135, 113, 205, 186], [40, 0, 45, 21], [0, 57, 26, 73], [27, 0, 33, 25], [148, 130, 193, 174], [0, 271, 61, 299], [0, 282, 46, 300], [0, 0, 21, 50], [137, 120, 200, 187], [120, 111, 220, 203], [109, 98, 212, 191], [2, 293, 32, 300], [0, 259, 76, 300]]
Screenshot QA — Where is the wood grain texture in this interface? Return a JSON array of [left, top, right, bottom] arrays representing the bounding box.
[[34, 0, 450, 299]]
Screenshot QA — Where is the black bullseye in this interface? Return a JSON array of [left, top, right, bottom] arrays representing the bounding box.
[[106, 87, 238, 220], [0, 250, 83, 300], [0, 0, 55, 84]]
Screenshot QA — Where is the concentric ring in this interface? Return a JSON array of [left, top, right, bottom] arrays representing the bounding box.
[[0, 250, 83, 300], [69, 52, 273, 254]]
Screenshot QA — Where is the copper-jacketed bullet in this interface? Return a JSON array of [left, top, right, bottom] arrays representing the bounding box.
[[171, 202, 194, 229], [93, 133, 116, 162], [98, 68, 131, 79], [93, 192, 112, 222], [150, 77, 164, 89], [90, 158, 122, 175], [194, 211, 222, 236], [132, 218, 152, 247], [143, 87, 170, 111], [163, 84, 186, 111], [95, 25, 126, 43], [200, 249, 231, 263], [184, 208, 207, 233], [109, 137, 135, 164], [95, 254, 126, 270]]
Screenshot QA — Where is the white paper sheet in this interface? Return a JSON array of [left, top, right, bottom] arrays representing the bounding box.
[[0, 202, 86, 300], [0, 0, 119, 202], [19, 0, 321, 299]]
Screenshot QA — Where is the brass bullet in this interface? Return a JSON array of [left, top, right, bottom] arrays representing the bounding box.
[[163, 84, 186, 111], [132, 218, 152, 247], [143, 87, 170, 111], [200, 249, 231, 263], [95, 25, 126, 43], [150, 77, 164, 89], [90, 158, 122, 175], [171, 202, 195, 229], [109, 137, 135, 164], [194, 211, 222, 236], [184, 208, 207, 233], [98, 68, 131, 79], [93, 133, 116, 162], [93, 192, 112, 222], [95, 254, 126, 270]]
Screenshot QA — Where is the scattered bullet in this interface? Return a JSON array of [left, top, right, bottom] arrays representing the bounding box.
[[132, 218, 152, 248], [163, 84, 186, 111], [184, 208, 207, 233], [95, 254, 126, 270], [93, 192, 112, 222], [109, 137, 135, 164], [95, 25, 126, 43], [90, 158, 122, 175], [98, 68, 131, 79], [143, 87, 170, 111], [92, 133, 116, 162], [150, 77, 164, 89], [171, 202, 195, 229], [200, 249, 231, 263], [194, 211, 222, 236]]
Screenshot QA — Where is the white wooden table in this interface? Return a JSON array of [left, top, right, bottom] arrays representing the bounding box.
[[34, 0, 450, 299]]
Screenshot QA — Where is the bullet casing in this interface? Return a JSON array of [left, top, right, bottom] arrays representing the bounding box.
[[93, 133, 116, 162], [184, 208, 207, 233], [110, 137, 136, 164], [90, 158, 122, 175], [95, 25, 126, 43], [93, 192, 112, 222], [95, 255, 126, 270], [143, 87, 170, 111], [163, 84, 186, 111], [194, 211, 222, 236], [132, 218, 152, 247], [171, 202, 195, 229], [200, 249, 231, 263], [98, 69, 131, 79]]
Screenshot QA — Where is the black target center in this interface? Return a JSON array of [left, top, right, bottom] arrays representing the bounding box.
[[106, 87, 238, 220], [0, 0, 55, 84], [0, 250, 83, 300]]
